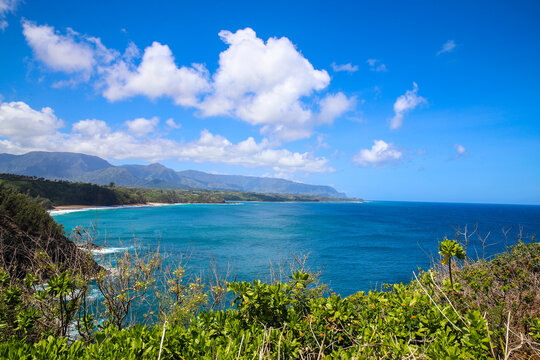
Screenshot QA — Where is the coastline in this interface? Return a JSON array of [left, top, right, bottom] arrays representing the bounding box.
[[49, 203, 161, 215], [48, 200, 362, 216], [48, 202, 240, 215], [51, 203, 151, 211]]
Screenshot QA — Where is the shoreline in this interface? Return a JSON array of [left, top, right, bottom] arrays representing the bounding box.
[[50, 202, 234, 211], [48, 202, 237, 215], [51, 203, 150, 211], [48, 200, 363, 215], [49, 203, 163, 215]]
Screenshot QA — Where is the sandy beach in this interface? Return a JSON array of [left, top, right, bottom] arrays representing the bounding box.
[[49, 203, 171, 215], [49, 202, 234, 215], [51, 203, 150, 211]]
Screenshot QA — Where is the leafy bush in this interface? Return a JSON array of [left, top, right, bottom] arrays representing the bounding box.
[[0, 202, 537, 359], [0, 269, 502, 359]]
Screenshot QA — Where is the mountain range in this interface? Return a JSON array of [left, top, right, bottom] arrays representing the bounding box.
[[0, 152, 346, 197]]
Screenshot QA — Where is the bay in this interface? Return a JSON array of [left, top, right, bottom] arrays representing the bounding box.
[[52, 201, 540, 296]]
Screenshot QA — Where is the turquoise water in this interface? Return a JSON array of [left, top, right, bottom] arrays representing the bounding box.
[[52, 201, 540, 296]]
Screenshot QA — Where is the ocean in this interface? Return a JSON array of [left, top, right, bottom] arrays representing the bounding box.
[[52, 201, 540, 296]]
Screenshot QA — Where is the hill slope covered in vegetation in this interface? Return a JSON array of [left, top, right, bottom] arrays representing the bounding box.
[[0, 185, 101, 280], [0, 173, 355, 209]]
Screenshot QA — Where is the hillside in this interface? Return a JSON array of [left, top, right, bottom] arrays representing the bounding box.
[[0, 174, 356, 209], [0, 151, 346, 197], [0, 174, 225, 208], [0, 185, 101, 279]]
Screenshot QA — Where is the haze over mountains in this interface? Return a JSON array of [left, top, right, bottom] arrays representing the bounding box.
[[0, 152, 346, 197]]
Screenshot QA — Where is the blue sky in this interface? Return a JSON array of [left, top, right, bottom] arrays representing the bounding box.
[[0, 0, 539, 204]]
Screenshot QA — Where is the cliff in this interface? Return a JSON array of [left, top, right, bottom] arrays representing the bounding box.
[[0, 185, 101, 279]]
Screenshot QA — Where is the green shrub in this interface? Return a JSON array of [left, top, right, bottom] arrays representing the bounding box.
[[0, 228, 537, 359]]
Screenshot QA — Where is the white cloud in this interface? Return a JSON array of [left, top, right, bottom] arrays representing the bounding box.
[[0, 100, 65, 153], [318, 93, 355, 124], [21, 21, 207, 103], [366, 59, 388, 72], [331, 62, 358, 72], [270, 171, 296, 180], [64, 119, 179, 161], [353, 140, 402, 167], [0, 100, 63, 138], [176, 130, 333, 173], [198, 28, 352, 141], [0, 100, 333, 173], [72, 119, 109, 136], [123, 41, 140, 61], [437, 40, 456, 55], [125, 116, 159, 136], [454, 143, 467, 157], [0, 0, 19, 30], [166, 118, 181, 129], [102, 42, 210, 106], [22, 20, 99, 75], [23, 24, 353, 142], [390, 82, 426, 130]]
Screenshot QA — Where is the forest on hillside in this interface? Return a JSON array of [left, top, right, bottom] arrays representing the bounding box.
[[0, 173, 355, 209]]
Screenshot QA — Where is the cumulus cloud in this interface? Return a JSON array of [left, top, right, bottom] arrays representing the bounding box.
[[22, 22, 210, 104], [454, 143, 467, 157], [199, 28, 353, 141], [65, 127, 333, 172], [0, 0, 19, 30], [353, 140, 402, 167], [63, 119, 179, 161], [331, 62, 358, 72], [22, 23, 353, 142], [22, 20, 117, 78], [125, 116, 159, 136], [0, 100, 332, 173], [72, 119, 109, 136], [102, 42, 210, 106], [437, 40, 456, 55], [366, 59, 388, 72], [0, 100, 66, 153], [0, 100, 63, 138], [176, 130, 333, 173], [390, 82, 426, 130], [318, 92, 355, 125]]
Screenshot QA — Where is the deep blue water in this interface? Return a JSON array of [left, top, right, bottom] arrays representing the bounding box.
[[52, 201, 540, 296]]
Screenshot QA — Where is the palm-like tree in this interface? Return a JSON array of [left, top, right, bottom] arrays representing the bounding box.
[[439, 238, 466, 297]]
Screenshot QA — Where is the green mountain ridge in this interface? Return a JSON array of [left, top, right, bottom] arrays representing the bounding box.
[[0, 151, 346, 197]]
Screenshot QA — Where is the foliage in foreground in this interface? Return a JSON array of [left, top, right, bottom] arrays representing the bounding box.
[[0, 239, 538, 359]]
